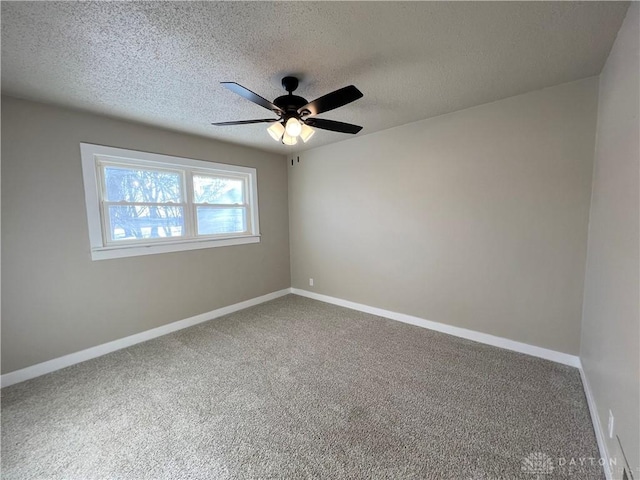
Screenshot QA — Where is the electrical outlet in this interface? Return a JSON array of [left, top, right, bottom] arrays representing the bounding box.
[[309, 278, 314, 287], [608, 410, 615, 439]]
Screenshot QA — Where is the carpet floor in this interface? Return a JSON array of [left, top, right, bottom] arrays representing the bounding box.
[[2, 294, 602, 479]]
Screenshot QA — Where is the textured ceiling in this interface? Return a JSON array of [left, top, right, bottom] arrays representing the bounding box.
[[1, 1, 629, 154]]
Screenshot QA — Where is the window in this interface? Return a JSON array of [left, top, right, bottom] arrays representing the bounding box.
[[81, 143, 260, 260]]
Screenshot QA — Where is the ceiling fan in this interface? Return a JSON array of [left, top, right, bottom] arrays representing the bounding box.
[[212, 76, 363, 145]]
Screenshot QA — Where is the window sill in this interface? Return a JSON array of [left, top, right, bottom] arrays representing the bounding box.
[[90, 235, 261, 261]]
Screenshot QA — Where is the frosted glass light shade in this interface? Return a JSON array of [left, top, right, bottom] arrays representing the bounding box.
[[300, 124, 315, 143], [267, 122, 285, 142], [282, 133, 298, 145], [285, 117, 302, 137]]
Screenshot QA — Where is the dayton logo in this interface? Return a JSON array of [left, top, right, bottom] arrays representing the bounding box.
[[521, 452, 554, 479]]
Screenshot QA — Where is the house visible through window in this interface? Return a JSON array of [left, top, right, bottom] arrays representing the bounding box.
[[81, 143, 260, 260]]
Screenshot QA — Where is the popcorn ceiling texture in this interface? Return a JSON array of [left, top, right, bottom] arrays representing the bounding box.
[[0, 1, 628, 153], [1, 295, 602, 479]]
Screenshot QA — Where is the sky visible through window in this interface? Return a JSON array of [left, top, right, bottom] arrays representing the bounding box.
[[104, 167, 245, 241]]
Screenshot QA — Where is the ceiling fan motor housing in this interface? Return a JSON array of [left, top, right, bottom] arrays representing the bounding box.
[[274, 94, 308, 118], [274, 76, 309, 119]]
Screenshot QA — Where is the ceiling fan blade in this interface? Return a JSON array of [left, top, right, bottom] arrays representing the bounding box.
[[299, 85, 363, 116], [212, 119, 278, 126], [304, 118, 363, 134], [221, 82, 284, 114]]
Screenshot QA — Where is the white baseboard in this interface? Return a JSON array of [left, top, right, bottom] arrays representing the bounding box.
[[2, 286, 581, 378], [291, 289, 613, 475], [4, 285, 609, 477], [291, 288, 581, 368], [0, 288, 291, 388], [578, 363, 614, 480]]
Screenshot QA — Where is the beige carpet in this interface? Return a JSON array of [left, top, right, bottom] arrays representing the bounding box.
[[1, 294, 603, 479]]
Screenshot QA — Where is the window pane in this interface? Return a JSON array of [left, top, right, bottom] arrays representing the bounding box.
[[104, 166, 182, 203], [193, 175, 244, 204], [108, 205, 185, 241], [197, 207, 246, 235]]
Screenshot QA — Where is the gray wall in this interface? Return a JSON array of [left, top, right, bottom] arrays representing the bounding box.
[[580, 3, 639, 474], [289, 78, 598, 355], [1, 96, 290, 374]]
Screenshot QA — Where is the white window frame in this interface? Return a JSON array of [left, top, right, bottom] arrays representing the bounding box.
[[80, 143, 260, 260]]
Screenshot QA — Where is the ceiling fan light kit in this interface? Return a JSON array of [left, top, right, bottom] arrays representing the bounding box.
[[267, 121, 285, 141], [285, 117, 302, 137], [299, 123, 315, 143], [282, 133, 298, 146], [212, 76, 363, 145]]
